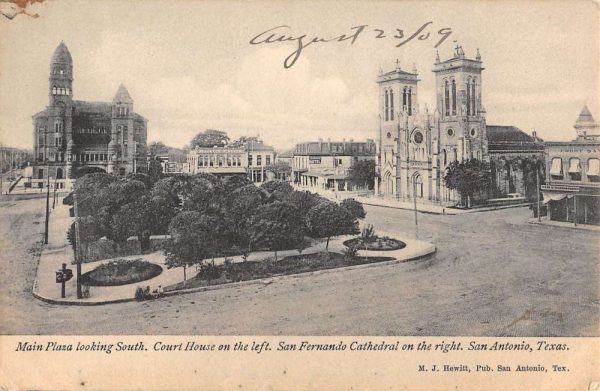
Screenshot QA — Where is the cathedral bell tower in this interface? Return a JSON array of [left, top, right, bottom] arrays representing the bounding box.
[[433, 45, 487, 168], [376, 60, 420, 197]]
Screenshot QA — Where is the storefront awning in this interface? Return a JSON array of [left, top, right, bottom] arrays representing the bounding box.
[[542, 192, 574, 204], [549, 158, 563, 176], [568, 159, 581, 174], [587, 158, 600, 176]]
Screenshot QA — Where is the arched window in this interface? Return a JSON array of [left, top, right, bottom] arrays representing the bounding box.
[[453, 149, 457, 162], [451, 80, 457, 115], [549, 157, 563, 179], [443, 149, 447, 166], [444, 81, 449, 116], [587, 158, 600, 182], [52, 86, 57, 95], [408, 88, 412, 115], [568, 158, 581, 181], [466, 79, 471, 116], [471, 80, 476, 115], [56, 168, 63, 180], [389, 90, 394, 121], [384, 90, 389, 121], [402, 87, 407, 112]]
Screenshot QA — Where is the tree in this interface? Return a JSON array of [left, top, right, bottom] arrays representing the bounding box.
[[340, 198, 366, 220], [229, 136, 262, 148], [443, 158, 492, 208], [281, 190, 321, 228], [165, 211, 217, 285], [148, 141, 170, 157], [265, 161, 292, 181], [249, 201, 305, 261], [223, 184, 265, 257], [348, 160, 376, 190], [190, 129, 230, 148], [72, 166, 107, 179], [147, 158, 163, 182], [260, 180, 294, 200], [306, 201, 359, 250]]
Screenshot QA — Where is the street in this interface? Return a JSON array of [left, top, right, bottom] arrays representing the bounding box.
[[1, 197, 598, 336]]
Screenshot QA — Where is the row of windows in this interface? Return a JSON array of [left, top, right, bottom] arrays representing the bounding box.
[[52, 68, 67, 75], [52, 86, 70, 96], [248, 155, 270, 166], [383, 88, 414, 121], [443, 79, 478, 117], [194, 155, 243, 168], [444, 80, 457, 116], [117, 107, 130, 116], [37, 134, 63, 146], [549, 157, 600, 181]]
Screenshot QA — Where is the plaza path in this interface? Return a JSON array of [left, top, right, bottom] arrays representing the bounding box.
[[1, 198, 598, 336]]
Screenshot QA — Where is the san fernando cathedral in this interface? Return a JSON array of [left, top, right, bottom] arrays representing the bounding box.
[[375, 45, 544, 204], [32, 42, 148, 186]]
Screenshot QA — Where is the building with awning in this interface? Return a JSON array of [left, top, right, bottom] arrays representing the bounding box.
[[541, 106, 600, 226]]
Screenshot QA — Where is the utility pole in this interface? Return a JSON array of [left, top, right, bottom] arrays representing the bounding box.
[[73, 191, 83, 299], [44, 174, 50, 244], [413, 175, 419, 239], [52, 176, 58, 209], [536, 164, 541, 222], [0, 149, 3, 195]]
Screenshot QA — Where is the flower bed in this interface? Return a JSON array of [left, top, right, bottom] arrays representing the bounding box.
[[343, 236, 406, 251], [80, 258, 163, 286], [165, 252, 395, 291]]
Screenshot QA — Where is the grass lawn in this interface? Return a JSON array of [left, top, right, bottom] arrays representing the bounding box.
[[165, 251, 395, 291]]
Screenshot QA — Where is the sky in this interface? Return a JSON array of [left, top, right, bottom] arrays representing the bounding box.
[[0, 0, 598, 152]]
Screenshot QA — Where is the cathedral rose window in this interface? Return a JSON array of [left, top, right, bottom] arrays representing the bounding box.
[[447, 128, 455, 137], [470, 128, 477, 137], [413, 131, 423, 144]]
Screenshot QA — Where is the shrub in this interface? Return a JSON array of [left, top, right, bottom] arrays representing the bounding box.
[[342, 243, 359, 260], [62, 192, 74, 205], [361, 224, 377, 243], [80, 259, 162, 286]]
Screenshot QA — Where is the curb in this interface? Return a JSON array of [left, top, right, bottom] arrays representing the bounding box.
[[526, 218, 600, 232], [31, 244, 437, 306], [360, 200, 532, 215]]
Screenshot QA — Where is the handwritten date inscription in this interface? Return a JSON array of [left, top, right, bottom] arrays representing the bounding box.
[[249, 23, 452, 69]]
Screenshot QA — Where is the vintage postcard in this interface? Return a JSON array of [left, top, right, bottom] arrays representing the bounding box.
[[0, 0, 598, 390]]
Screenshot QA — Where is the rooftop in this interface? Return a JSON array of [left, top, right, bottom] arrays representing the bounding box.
[[486, 125, 544, 152], [51, 41, 72, 64]]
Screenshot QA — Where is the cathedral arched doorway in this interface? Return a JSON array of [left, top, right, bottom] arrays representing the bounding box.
[[383, 171, 393, 195], [412, 172, 423, 198]]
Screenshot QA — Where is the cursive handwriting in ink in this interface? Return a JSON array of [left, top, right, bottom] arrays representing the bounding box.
[[249, 25, 368, 69], [250, 23, 453, 69]]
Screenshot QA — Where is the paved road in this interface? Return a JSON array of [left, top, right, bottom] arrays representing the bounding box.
[[1, 198, 598, 335]]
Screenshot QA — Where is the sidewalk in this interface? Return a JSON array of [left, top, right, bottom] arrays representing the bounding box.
[[32, 201, 435, 305], [527, 216, 600, 232]]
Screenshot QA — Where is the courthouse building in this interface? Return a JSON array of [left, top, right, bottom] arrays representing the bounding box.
[[541, 106, 600, 226], [376, 45, 543, 204], [31, 42, 148, 188]]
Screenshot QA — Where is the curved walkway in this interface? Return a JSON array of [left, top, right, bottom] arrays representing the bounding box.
[[32, 202, 435, 305]]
